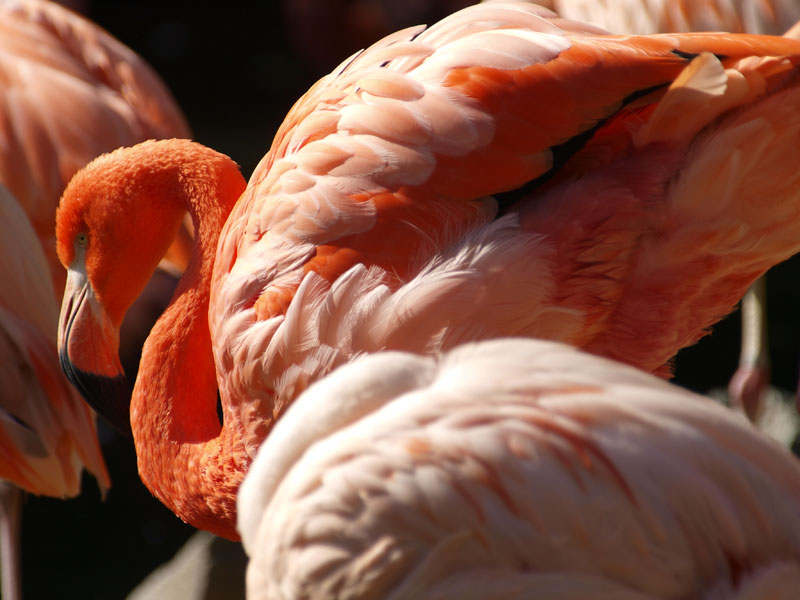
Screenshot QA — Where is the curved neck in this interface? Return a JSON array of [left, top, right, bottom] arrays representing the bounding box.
[[129, 142, 247, 540]]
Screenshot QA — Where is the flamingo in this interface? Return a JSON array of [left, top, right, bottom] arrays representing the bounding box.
[[56, 1, 800, 542], [237, 337, 800, 598]]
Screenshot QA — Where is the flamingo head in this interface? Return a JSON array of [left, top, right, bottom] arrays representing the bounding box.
[[55, 141, 190, 437]]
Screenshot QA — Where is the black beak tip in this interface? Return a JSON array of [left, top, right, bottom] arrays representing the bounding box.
[[59, 347, 133, 440]]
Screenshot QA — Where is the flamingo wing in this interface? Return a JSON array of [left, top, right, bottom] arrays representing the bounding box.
[[238, 338, 800, 598], [210, 2, 800, 451], [520, 0, 800, 424]]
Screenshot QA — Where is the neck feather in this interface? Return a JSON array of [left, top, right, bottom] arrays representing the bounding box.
[[128, 140, 247, 540]]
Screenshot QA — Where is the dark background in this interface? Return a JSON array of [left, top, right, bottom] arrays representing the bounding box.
[[19, 1, 800, 598]]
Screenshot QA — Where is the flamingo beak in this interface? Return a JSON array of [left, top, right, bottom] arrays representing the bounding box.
[[58, 266, 132, 438]]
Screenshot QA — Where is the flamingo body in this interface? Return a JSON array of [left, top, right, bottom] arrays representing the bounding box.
[[239, 338, 800, 598], [57, 2, 800, 539], [0, 0, 190, 292], [211, 2, 800, 434], [522, 0, 800, 426]]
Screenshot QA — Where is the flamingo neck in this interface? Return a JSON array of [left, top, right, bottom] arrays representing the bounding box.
[[129, 142, 247, 540]]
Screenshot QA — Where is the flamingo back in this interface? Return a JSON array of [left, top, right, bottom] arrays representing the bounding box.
[[239, 338, 800, 598], [209, 2, 800, 456]]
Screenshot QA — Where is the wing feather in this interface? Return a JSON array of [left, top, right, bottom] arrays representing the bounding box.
[[211, 1, 800, 440]]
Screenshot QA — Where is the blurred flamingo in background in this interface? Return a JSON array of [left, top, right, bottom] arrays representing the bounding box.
[[239, 338, 800, 598], [0, 0, 190, 596], [0, 0, 191, 294], [528, 0, 800, 35], [55, 0, 800, 552], [0, 185, 109, 599]]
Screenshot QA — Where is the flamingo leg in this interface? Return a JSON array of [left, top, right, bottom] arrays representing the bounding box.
[[0, 482, 22, 600], [729, 276, 770, 420]]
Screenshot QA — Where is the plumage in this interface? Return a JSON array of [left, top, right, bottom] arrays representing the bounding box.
[[528, 0, 800, 36], [238, 338, 800, 599], [518, 0, 799, 423], [56, 1, 800, 544], [212, 2, 800, 416], [0, 184, 107, 496], [0, 0, 191, 292]]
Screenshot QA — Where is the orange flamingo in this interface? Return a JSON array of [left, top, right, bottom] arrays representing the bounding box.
[[238, 337, 800, 597], [57, 2, 800, 541]]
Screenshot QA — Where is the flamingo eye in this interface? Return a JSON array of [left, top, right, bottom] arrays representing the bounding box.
[[75, 232, 88, 248]]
